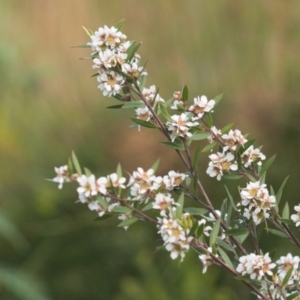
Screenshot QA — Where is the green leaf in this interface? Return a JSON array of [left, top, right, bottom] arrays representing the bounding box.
[[161, 139, 185, 151], [267, 228, 288, 238], [235, 233, 248, 244], [115, 19, 125, 30], [112, 206, 132, 214], [0, 264, 51, 300], [217, 238, 234, 252], [222, 174, 243, 180], [126, 41, 141, 62], [218, 247, 234, 269], [188, 132, 210, 141], [221, 123, 235, 134], [106, 104, 124, 109], [176, 192, 185, 219], [82, 26, 93, 37], [96, 196, 108, 210], [116, 163, 122, 178], [225, 228, 248, 236], [276, 176, 290, 207], [282, 202, 290, 220], [204, 112, 213, 128], [183, 207, 208, 216], [71, 44, 91, 48], [182, 85, 188, 102], [214, 93, 224, 107], [112, 94, 124, 101], [139, 73, 147, 90], [259, 154, 276, 176], [67, 157, 74, 174], [158, 102, 171, 121], [193, 143, 202, 169], [201, 142, 216, 152], [0, 212, 29, 251], [209, 218, 221, 248], [71, 151, 82, 175], [84, 167, 92, 176], [238, 139, 255, 155], [141, 202, 153, 211], [131, 118, 156, 128], [118, 217, 138, 227], [282, 266, 294, 286], [151, 159, 160, 173], [224, 185, 237, 210], [287, 292, 300, 300], [122, 101, 145, 109], [279, 218, 294, 225], [93, 214, 113, 221]]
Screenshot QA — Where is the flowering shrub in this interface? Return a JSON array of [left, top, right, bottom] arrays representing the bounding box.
[[51, 21, 300, 299]]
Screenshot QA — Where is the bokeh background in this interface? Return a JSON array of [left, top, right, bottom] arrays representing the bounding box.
[[1, 1, 300, 299]]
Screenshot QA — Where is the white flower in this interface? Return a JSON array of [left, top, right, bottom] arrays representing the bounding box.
[[207, 126, 222, 143], [53, 165, 69, 189], [135, 106, 153, 121], [97, 70, 124, 97], [122, 62, 144, 78], [276, 253, 300, 280], [141, 85, 164, 106], [171, 100, 185, 110], [206, 151, 238, 180], [168, 171, 186, 186], [241, 145, 266, 167], [152, 193, 175, 216], [88, 26, 127, 51], [96, 176, 108, 195], [166, 113, 199, 140], [291, 204, 300, 227], [188, 95, 215, 119], [221, 129, 247, 151], [77, 174, 98, 198], [236, 253, 276, 280], [199, 247, 215, 274], [106, 173, 126, 189]]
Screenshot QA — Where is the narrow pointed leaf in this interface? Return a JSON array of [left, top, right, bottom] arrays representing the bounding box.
[[106, 104, 124, 109], [225, 228, 248, 236], [176, 192, 185, 219], [112, 206, 132, 214], [71, 151, 82, 175], [224, 185, 236, 210], [267, 229, 288, 238], [214, 93, 224, 107], [209, 218, 221, 248], [259, 154, 276, 176], [118, 217, 138, 227], [161, 139, 185, 151], [183, 207, 208, 216], [115, 19, 125, 30], [131, 118, 156, 128], [122, 101, 145, 109], [202, 142, 216, 152], [282, 202, 290, 220], [193, 143, 202, 168], [276, 176, 290, 207], [182, 85, 188, 102], [218, 247, 234, 269], [151, 159, 160, 173], [221, 123, 235, 134], [84, 168, 92, 176], [282, 266, 294, 287], [189, 133, 210, 141]]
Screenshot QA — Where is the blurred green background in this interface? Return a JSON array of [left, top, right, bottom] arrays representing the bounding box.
[[1, 1, 300, 299]]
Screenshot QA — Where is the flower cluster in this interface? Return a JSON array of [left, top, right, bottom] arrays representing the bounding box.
[[206, 127, 266, 181], [239, 181, 276, 224], [88, 26, 143, 97], [236, 253, 276, 280], [157, 214, 193, 261]]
